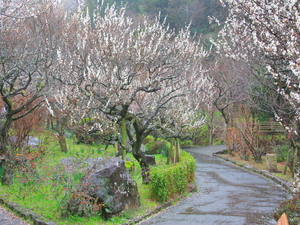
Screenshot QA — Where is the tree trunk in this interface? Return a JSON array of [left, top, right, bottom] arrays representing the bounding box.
[[121, 118, 127, 161], [132, 135, 150, 183], [208, 111, 215, 145], [57, 131, 68, 153], [51, 117, 68, 153], [289, 138, 299, 178], [0, 115, 11, 156], [293, 145, 298, 178], [0, 115, 15, 185], [124, 114, 150, 183], [128, 119, 150, 184], [176, 137, 180, 163], [167, 140, 173, 165], [209, 126, 213, 146], [0, 130, 8, 156], [2, 148, 15, 185], [283, 148, 291, 175]]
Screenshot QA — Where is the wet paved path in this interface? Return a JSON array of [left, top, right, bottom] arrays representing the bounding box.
[[139, 145, 290, 225]]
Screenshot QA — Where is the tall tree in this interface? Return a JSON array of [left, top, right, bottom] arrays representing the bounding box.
[[58, 3, 210, 183], [213, 0, 300, 185], [0, 0, 63, 184], [210, 57, 250, 127]]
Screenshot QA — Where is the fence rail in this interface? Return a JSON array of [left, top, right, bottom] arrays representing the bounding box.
[[258, 121, 286, 134]]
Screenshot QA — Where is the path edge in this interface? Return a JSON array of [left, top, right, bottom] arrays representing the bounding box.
[[213, 149, 295, 194], [0, 195, 57, 225]]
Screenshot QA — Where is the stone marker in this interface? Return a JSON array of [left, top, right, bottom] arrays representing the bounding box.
[[266, 154, 277, 172]]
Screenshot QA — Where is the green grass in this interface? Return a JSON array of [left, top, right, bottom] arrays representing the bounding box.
[[220, 153, 293, 182], [0, 131, 169, 224]]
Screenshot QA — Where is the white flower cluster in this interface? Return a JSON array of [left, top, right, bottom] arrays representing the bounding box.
[[52, 2, 213, 139], [215, 0, 300, 184], [215, 0, 300, 118]]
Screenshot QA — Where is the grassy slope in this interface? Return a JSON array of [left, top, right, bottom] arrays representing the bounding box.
[[0, 131, 166, 225], [219, 153, 293, 183]]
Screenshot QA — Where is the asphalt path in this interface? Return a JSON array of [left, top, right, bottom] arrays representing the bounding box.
[[139, 145, 290, 225], [0, 205, 30, 225]]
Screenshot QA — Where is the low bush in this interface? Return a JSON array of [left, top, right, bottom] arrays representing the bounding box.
[[144, 136, 169, 155], [274, 192, 300, 225], [190, 125, 209, 146], [149, 151, 196, 202], [274, 144, 291, 163], [180, 139, 193, 148]]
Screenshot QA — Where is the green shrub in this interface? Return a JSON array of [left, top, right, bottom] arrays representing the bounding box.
[[149, 151, 196, 202], [143, 136, 154, 145], [180, 139, 193, 148], [189, 125, 209, 146], [144, 136, 169, 155], [274, 144, 291, 163], [198, 125, 209, 146]]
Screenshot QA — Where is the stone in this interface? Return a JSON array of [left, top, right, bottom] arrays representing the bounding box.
[[59, 157, 105, 174], [8, 136, 41, 148], [26, 136, 42, 147], [266, 154, 277, 172], [145, 155, 156, 165], [66, 157, 140, 218], [187, 183, 197, 192]]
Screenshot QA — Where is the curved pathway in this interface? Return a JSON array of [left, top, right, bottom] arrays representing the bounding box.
[[139, 145, 290, 225]]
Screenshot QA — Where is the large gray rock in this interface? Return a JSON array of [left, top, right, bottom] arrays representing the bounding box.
[[66, 157, 140, 218], [145, 155, 156, 165]]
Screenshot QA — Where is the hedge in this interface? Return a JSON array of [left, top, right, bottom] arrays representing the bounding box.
[[149, 151, 196, 202]]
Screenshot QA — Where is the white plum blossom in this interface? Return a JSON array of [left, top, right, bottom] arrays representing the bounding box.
[[214, 0, 300, 188], [54, 3, 212, 182]]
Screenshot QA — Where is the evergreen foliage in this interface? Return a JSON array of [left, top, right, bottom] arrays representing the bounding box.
[[86, 0, 227, 34]]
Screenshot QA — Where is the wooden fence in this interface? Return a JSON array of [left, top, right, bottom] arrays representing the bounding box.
[[257, 121, 286, 135]]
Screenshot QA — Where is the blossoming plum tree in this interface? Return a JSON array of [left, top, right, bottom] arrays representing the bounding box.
[[57, 2, 211, 182], [214, 0, 300, 130], [213, 0, 300, 185], [0, 0, 64, 184], [155, 71, 214, 163]]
